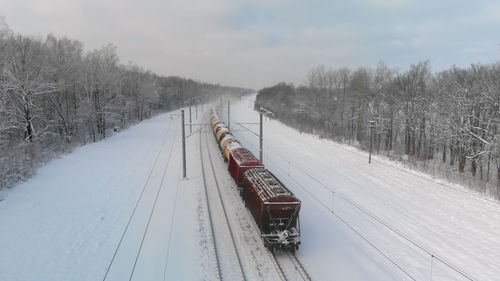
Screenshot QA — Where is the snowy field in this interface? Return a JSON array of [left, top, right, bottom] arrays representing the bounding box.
[[1, 95, 499, 281]]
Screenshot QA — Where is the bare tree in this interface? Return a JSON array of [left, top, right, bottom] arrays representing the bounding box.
[[256, 60, 500, 198], [2, 36, 56, 142]]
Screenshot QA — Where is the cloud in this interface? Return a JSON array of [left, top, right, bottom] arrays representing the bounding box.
[[0, 0, 499, 89], [365, 0, 413, 7], [480, 3, 500, 25]]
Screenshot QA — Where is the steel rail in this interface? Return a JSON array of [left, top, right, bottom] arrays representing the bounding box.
[[203, 125, 247, 281], [199, 128, 223, 281]]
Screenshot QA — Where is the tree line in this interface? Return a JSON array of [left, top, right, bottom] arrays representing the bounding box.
[[255, 61, 500, 198], [0, 20, 246, 190]]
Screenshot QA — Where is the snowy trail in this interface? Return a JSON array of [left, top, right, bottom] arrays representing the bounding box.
[[228, 95, 500, 280]]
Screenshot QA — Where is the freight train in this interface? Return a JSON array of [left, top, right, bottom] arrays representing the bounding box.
[[210, 112, 301, 253]]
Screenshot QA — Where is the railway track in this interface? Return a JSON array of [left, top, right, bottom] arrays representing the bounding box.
[[199, 127, 246, 281], [272, 251, 311, 281], [102, 120, 177, 281], [203, 112, 311, 281]]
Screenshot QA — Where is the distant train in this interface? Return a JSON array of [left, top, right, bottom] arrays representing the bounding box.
[[210, 112, 301, 253]]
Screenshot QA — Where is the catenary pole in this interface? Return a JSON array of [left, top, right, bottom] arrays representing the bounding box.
[[259, 111, 263, 163], [182, 110, 186, 178], [369, 120, 375, 164], [189, 101, 192, 133]]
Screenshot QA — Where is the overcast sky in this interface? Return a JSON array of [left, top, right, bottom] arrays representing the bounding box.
[[1, 0, 499, 89]]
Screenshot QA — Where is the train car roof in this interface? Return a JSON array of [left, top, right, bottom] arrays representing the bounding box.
[[230, 147, 261, 166], [244, 168, 298, 202]]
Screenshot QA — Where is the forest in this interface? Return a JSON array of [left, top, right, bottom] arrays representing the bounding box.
[[0, 22, 246, 190], [256, 61, 500, 198]]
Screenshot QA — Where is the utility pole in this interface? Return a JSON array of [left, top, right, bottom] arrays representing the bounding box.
[[195, 100, 198, 120], [228, 100, 230, 130], [189, 100, 192, 133], [220, 97, 223, 116], [259, 110, 263, 163], [182, 110, 186, 178], [369, 120, 375, 164]]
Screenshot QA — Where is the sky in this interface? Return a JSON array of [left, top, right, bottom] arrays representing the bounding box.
[[0, 0, 499, 89]]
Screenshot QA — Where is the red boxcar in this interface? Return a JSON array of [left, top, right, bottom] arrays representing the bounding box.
[[242, 168, 301, 251], [229, 148, 263, 186]]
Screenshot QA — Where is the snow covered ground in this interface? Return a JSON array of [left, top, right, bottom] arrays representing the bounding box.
[[0, 109, 208, 281], [228, 94, 500, 281], [0, 105, 290, 281], [2, 94, 498, 281]]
